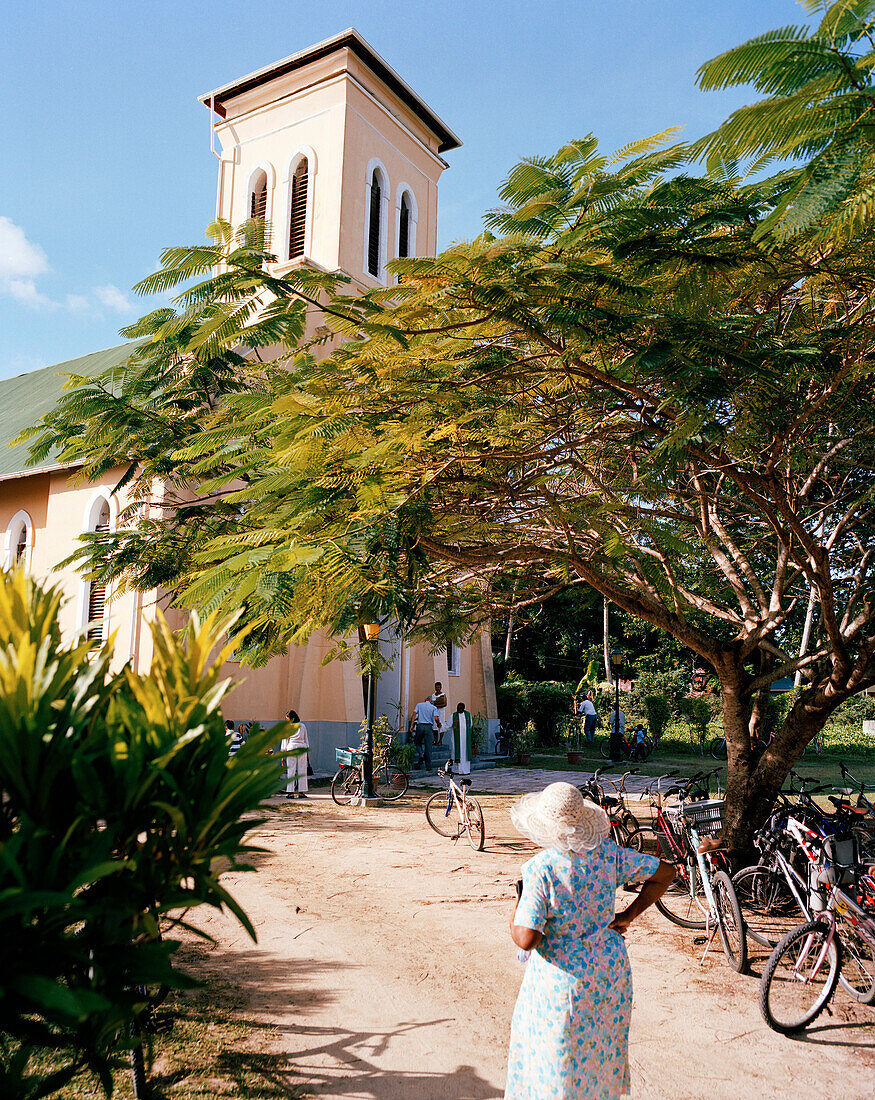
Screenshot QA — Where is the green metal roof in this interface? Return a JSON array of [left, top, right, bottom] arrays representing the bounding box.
[[0, 341, 137, 481]]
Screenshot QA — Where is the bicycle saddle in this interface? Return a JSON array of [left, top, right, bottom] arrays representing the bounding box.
[[601, 795, 619, 808], [459, 777, 472, 788]]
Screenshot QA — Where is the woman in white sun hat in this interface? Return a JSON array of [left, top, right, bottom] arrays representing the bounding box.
[[505, 782, 673, 1100]]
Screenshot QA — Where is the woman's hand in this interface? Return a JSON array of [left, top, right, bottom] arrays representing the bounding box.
[[609, 910, 633, 936]]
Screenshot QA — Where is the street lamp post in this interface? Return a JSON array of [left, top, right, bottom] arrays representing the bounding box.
[[609, 649, 624, 761], [363, 622, 380, 799]]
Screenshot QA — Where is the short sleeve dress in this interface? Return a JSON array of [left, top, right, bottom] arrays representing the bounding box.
[[505, 839, 659, 1100]]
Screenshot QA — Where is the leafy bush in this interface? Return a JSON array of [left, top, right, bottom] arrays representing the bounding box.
[[643, 695, 672, 742], [496, 675, 574, 744], [679, 695, 711, 747], [0, 571, 286, 1098]]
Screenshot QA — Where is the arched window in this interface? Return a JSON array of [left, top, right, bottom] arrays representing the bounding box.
[[4, 510, 33, 571], [288, 157, 308, 259], [249, 169, 268, 221], [86, 499, 111, 642], [79, 495, 114, 643], [367, 169, 382, 277], [398, 193, 411, 259]]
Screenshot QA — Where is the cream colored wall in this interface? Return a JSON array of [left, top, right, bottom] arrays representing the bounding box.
[[0, 468, 156, 674], [212, 45, 446, 286]]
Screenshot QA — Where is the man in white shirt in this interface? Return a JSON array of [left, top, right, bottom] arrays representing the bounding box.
[[577, 692, 598, 743], [410, 696, 440, 769]]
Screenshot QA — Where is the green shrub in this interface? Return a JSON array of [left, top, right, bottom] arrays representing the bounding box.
[[497, 675, 574, 744], [0, 570, 286, 1098], [643, 694, 672, 741]]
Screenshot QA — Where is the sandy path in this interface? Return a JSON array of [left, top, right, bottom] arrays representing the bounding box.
[[192, 793, 875, 1099]]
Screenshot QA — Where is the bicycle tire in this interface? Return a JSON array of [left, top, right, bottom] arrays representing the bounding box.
[[708, 736, 727, 761], [375, 765, 408, 801], [654, 854, 708, 929], [836, 916, 875, 1004], [851, 824, 875, 862], [330, 766, 362, 805], [713, 870, 747, 973], [599, 738, 612, 760], [732, 865, 801, 948], [425, 789, 458, 837], [760, 920, 841, 1034], [464, 795, 485, 851], [622, 825, 660, 859]]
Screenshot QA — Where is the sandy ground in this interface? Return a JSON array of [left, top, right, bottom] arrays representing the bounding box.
[[191, 791, 875, 1100]]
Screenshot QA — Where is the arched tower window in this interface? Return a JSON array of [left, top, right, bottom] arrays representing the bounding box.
[[398, 193, 411, 259], [288, 157, 308, 259], [249, 169, 268, 221], [367, 170, 382, 277], [80, 495, 113, 643], [4, 511, 33, 571]]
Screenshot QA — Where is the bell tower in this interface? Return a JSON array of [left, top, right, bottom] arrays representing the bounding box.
[[200, 29, 461, 283]]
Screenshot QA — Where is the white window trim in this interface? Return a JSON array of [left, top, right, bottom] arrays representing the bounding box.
[[363, 157, 390, 284], [394, 184, 418, 270], [282, 145, 317, 261], [244, 161, 276, 234], [4, 509, 33, 571], [77, 489, 117, 641]]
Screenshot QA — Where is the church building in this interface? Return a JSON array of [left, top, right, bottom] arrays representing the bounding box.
[[0, 29, 498, 772]]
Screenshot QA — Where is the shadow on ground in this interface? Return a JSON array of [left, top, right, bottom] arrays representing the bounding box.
[[215, 1020, 503, 1099]]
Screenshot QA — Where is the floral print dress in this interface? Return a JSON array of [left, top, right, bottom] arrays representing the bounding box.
[[505, 840, 659, 1100]]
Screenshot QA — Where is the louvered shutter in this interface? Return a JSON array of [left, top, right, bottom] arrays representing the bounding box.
[[87, 503, 111, 642], [250, 182, 267, 221], [398, 195, 410, 259], [289, 158, 308, 258], [367, 172, 381, 276], [14, 525, 27, 565]]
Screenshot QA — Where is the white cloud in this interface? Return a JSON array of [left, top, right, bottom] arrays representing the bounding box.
[[0, 216, 50, 306], [0, 217, 137, 317], [94, 284, 134, 313], [65, 293, 92, 313]]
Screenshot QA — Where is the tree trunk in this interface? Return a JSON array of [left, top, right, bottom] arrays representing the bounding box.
[[718, 659, 842, 866]]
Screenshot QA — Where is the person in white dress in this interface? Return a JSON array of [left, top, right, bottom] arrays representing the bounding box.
[[282, 709, 309, 799]]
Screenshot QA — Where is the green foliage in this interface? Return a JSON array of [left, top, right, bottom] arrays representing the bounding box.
[[678, 695, 713, 746], [496, 676, 574, 745], [642, 695, 672, 741], [516, 719, 540, 754], [693, 1, 875, 244], [0, 570, 285, 1098]]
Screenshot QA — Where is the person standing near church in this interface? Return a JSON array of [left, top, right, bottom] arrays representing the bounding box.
[[430, 681, 448, 744], [578, 691, 598, 743], [410, 695, 440, 770], [451, 702, 473, 774], [282, 709, 309, 799]]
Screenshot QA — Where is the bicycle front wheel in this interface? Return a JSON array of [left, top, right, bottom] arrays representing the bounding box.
[[709, 736, 727, 760], [655, 858, 708, 929], [464, 796, 485, 851], [375, 765, 408, 801], [837, 917, 875, 1004], [732, 865, 801, 948], [760, 920, 841, 1034], [714, 870, 747, 973], [425, 789, 457, 837], [330, 766, 362, 805]]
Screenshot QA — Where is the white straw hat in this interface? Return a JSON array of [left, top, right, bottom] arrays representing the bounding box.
[[510, 782, 609, 852]]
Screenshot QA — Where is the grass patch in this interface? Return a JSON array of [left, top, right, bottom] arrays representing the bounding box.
[[21, 944, 306, 1099]]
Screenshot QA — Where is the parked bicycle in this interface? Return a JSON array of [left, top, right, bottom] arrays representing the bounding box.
[[731, 784, 875, 1013], [495, 721, 515, 756], [599, 726, 653, 762], [625, 771, 744, 968], [577, 768, 641, 845], [425, 759, 485, 851], [331, 740, 409, 804], [759, 854, 875, 1033]]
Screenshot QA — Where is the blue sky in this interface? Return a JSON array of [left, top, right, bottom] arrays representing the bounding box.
[[1, 0, 815, 378]]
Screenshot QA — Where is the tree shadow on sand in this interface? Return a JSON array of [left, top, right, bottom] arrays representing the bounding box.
[[214, 1019, 504, 1099]]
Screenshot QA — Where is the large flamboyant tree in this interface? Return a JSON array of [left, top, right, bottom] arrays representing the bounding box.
[[27, 1, 875, 855]]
